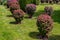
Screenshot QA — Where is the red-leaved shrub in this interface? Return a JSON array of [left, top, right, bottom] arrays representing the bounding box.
[[12, 9, 25, 24], [26, 4, 36, 18], [44, 6, 53, 16], [37, 13, 53, 39], [10, 4, 20, 13], [7, 0, 19, 8]]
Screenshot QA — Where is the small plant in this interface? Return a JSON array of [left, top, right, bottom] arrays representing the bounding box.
[[44, 6, 53, 16], [7, 0, 18, 8], [26, 4, 36, 18], [10, 4, 20, 13], [37, 13, 53, 40], [12, 9, 25, 24]]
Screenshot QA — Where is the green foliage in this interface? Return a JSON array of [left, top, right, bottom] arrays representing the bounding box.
[[0, 0, 7, 5], [36, 0, 40, 5], [19, 0, 36, 11]]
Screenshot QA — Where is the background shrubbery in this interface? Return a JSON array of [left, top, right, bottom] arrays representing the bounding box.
[[26, 4, 36, 18], [19, 0, 36, 11], [0, 0, 7, 5]]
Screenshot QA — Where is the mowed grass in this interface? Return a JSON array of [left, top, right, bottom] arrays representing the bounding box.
[[0, 4, 60, 40]]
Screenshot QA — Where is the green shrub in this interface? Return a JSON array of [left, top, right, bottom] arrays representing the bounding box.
[[19, 0, 36, 11]]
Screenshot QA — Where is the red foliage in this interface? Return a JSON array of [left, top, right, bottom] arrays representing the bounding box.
[[26, 4, 36, 18], [7, 0, 19, 8], [10, 4, 20, 10], [26, 4, 36, 12], [7, 0, 18, 2], [12, 9, 25, 24], [13, 9, 25, 18], [37, 13, 53, 38]]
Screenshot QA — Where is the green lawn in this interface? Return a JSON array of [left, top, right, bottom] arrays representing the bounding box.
[[0, 4, 60, 40]]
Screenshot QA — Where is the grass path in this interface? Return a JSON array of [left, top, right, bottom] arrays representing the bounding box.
[[0, 4, 60, 40]]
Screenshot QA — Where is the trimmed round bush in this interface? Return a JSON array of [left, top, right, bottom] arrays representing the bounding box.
[[13, 9, 25, 24], [19, 0, 36, 11], [7, 0, 19, 8], [10, 4, 20, 10], [37, 13, 53, 39], [44, 6, 53, 16], [26, 4, 36, 18], [10, 4, 20, 13]]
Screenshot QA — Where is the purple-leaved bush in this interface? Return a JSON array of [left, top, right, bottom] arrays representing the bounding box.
[[44, 6, 53, 16], [12, 9, 25, 24], [37, 13, 53, 40], [10, 4, 20, 13], [7, 0, 19, 8], [26, 4, 36, 18]]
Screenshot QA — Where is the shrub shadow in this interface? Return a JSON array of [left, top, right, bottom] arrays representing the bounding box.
[[34, 10, 44, 17], [7, 15, 13, 17], [29, 32, 60, 40], [29, 32, 41, 39], [24, 16, 37, 19], [9, 21, 19, 24], [49, 35, 60, 40]]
